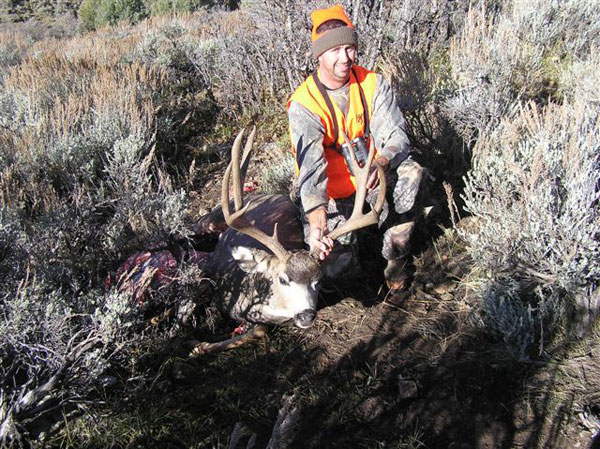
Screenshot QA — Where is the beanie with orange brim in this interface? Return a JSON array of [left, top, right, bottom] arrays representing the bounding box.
[[311, 5, 358, 58]]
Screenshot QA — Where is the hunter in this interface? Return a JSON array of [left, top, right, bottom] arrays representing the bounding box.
[[287, 4, 425, 297]]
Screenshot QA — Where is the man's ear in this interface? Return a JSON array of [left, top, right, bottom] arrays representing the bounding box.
[[231, 247, 274, 273]]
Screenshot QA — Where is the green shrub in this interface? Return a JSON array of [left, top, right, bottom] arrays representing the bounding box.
[[79, 0, 149, 31], [148, 0, 212, 16], [98, 0, 148, 27], [78, 0, 98, 31]]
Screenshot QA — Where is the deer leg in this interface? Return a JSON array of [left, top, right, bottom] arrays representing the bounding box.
[[187, 324, 269, 357]]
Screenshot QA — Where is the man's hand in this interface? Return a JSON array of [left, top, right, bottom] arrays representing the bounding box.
[[307, 208, 334, 260], [367, 155, 389, 190]]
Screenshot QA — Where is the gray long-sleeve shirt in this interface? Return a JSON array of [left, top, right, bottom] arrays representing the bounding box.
[[288, 72, 411, 213]]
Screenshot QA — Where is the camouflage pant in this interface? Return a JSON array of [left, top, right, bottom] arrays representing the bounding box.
[[299, 157, 426, 277]]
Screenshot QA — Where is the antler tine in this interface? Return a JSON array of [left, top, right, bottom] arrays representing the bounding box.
[[229, 126, 257, 212], [221, 129, 291, 262], [327, 131, 386, 241], [240, 126, 256, 182], [231, 129, 245, 211]]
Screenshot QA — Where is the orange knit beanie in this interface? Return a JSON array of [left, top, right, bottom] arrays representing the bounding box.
[[311, 5, 357, 58]]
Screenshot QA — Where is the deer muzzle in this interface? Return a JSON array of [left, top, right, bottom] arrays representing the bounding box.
[[294, 309, 316, 328]]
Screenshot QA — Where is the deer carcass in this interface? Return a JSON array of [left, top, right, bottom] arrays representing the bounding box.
[[186, 128, 386, 355], [113, 128, 386, 354]]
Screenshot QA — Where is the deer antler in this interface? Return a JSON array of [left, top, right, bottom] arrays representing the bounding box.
[[326, 131, 386, 241], [221, 128, 291, 262]]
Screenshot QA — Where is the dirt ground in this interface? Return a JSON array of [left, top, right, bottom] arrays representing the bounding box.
[[84, 220, 598, 449]]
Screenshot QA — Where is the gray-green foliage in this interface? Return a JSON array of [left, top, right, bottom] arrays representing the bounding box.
[[478, 279, 536, 359], [460, 78, 599, 358], [0, 0, 79, 23], [190, 6, 306, 117], [0, 22, 206, 444], [0, 133, 191, 444], [436, 0, 600, 358], [148, 0, 212, 16], [103, 135, 191, 245], [557, 51, 600, 106], [0, 206, 145, 444], [136, 21, 196, 73], [0, 209, 27, 281], [443, 4, 542, 140], [0, 280, 140, 444], [259, 151, 295, 195], [462, 101, 599, 286], [512, 0, 600, 57], [443, 0, 600, 141], [0, 89, 32, 133], [0, 39, 23, 69]]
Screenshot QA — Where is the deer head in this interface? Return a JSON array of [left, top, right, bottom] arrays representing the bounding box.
[[222, 128, 321, 328]]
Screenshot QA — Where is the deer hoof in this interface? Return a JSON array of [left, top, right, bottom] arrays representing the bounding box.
[[185, 340, 210, 358]]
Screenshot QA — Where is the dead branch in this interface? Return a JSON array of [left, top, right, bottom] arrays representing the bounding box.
[[265, 394, 299, 449]]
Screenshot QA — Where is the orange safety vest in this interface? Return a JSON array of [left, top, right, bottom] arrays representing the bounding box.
[[287, 65, 377, 199]]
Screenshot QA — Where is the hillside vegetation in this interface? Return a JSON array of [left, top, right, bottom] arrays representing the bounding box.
[[0, 0, 598, 447]]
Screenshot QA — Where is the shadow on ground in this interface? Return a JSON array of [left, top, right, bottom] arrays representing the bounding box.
[[51, 221, 599, 449]]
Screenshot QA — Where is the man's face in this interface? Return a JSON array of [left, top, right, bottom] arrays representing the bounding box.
[[318, 44, 357, 86]]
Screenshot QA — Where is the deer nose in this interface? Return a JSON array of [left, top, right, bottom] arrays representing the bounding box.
[[294, 309, 316, 328]]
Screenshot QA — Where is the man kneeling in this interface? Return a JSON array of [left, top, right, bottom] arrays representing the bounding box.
[[287, 4, 425, 297]]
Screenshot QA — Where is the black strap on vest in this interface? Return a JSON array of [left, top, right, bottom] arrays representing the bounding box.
[[311, 67, 370, 149]]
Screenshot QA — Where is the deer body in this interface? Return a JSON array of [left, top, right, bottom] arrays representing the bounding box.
[[204, 193, 321, 328], [188, 128, 385, 354]]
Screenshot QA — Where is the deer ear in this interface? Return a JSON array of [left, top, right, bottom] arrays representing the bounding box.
[[231, 246, 273, 273]]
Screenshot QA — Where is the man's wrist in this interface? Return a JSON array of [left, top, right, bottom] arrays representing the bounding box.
[[376, 155, 390, 167], [306, 203, 327, 215], [379, 147, 410, 169], [307, 206, 326, 224], [307, 207, 327, 235]]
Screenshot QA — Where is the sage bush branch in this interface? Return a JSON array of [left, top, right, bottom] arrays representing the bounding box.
[[461, 94, 599, 358]]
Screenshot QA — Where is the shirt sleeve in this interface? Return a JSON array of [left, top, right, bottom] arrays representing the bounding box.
[[287, 100, 329, 213], [370, 74, 411, 167]]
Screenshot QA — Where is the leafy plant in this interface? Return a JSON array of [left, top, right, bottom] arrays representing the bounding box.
[[78, 0, 148, 31]]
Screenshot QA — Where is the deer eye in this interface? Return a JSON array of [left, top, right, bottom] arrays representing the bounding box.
[[279, 275, 289, 286], [311, 281, 319, 290]]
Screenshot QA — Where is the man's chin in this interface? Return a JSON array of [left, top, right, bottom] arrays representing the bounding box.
[[335, 68, 352, 81]]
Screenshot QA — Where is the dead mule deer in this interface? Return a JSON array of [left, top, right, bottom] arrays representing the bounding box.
[[189, 128, 385, 355]]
